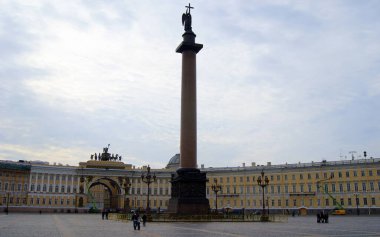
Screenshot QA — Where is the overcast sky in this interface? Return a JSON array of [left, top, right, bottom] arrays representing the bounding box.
[[1, 0, 379, 168]]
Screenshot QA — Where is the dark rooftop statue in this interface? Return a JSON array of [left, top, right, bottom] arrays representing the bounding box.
[[182, 3, 193, 32]]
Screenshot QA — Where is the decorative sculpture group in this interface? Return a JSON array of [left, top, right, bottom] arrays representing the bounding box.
[[89, 144, 122, 162]]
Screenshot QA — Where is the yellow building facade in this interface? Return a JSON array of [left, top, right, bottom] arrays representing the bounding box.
[[0, 157, 379, 215]]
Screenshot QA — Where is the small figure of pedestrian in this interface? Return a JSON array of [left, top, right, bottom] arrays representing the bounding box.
[[102, 208, 105, 220], [105, 209, 109, 220], [317, 213, 321, 223], [131, 212, 141, 230], [142, 214, 147, 227]]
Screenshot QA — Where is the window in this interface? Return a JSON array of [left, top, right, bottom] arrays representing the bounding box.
[[24, 184, 28, 191], [316, 173, 319, 179], [285, 185, 288, 193], [300, 184, 304, 192], [308, 184, 312, 192], [277, 175, 280, 181], [55, 185, 59, 192], [300, 174, 303, 180], [233, 177, 236, 183], [270, 185, 274, 193], [346, 171, 350, 177], [31, 184, 34, 191], [61, 185, 65, 193], [325, 199, 329, 206], [370, 182, 374, 191], [0, 182, 2, 191], [361, 170, 366, 177], [324, 184, 328, 192], [286, 199, 289, 206], [307, 173, 311, 179], [293, 199, 297, 206], [348, 198, 352, 206], [240, 177, 243, 182], [278, 200, 281, 206], [354, 171, 357, 177], [369, 170, 373, 176], [338, 172, 342, 178], [340, 198, 344, 206], [43, 184, 47, 192], [347, 183, 351, 192], [246, 176, 250, 182], [363, 197, 368, 205], [292, 184, 296, 192], [354, 183, 358, 192], [371, 197, 376, 205], [226, 177, 230, 183], [284, 175, 288, 180], [292, 174, 295, 180], [309, 199, 313, 207], [49, 185, 53, 192], [332, 184, 336, 192], [377, 170, 380, 176], [323, 173, 327, 179], [17, 183, 22, 191], [339, 183, 343, 192], [37, 184, 41, 192], [277, 185, 281, 193], [362, 183, 367, 192]]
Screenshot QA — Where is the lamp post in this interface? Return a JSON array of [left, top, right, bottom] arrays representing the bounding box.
[[141, 165, 156, 214], [354, 193, 360, 215], [5, 192, 10, 215], [257, 169, 269, 221], [211, 178, 222, 213]]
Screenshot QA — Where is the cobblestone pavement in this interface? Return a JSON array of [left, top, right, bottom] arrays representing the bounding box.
[[0, 213, 379, 237]]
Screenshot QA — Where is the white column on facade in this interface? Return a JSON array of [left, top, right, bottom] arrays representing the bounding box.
[[65, 175, 68, 193], [59, 174, 62, 193], [28, 173, 33, 191], [47, 173, 50, 192], [53, 174, 56, 193], [77, 176, 80, 194], [71, 175, 74, 194], [34, 173, 38, 192]]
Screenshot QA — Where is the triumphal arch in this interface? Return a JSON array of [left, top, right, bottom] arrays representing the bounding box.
[[78, 145, 133, 211]]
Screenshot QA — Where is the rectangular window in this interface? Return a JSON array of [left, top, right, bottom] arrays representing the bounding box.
[[277, 185, 281, 193], [292, 174, 295, 180], [285, 199, 289, 206], [270, 186, 274, 193], [285, 185, 288, 193], [324, 184, 328, 192], [325, 199, 329, 206], [277, 175, 280, 181], [307, 173, 311, 179], [354, 183, 358, 192], [370, 182, 374, 191], [369, 170, 373, 176], [362, 183, 367, 191], [293, 199, 297, 206], [348, 198, 352, 206], [278, 199, 281, 206], [300, 174, 303, 180], [300, 184, 304, 192], [363, 198, 368, 205], [339, 183, 343, 192], [354, 171, 357, 177], [346, 171, 350, 177], [284, 175, 288, 180], [340, 198, 344, 206], [338, 172, 342, 178], [17, 183, 22, 191], [371, 197, 376, 205], [309, 199, 313, 207], [361, 170, 365, 177], [308, 184, 312, 192], [240, 177, 243, 182], [332, 184, 336, 192], [316, 173, 319, 179], [246, 176, 250, 182], [233, 177, 236, 183], [347, 183, 351, 192]]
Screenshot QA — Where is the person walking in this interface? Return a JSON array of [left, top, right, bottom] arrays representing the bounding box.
[[142, 214, 147, 227], [131, 212, 141, 230]]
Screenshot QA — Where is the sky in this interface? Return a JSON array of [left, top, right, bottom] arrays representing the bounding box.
[[1, 0, 379, 169]]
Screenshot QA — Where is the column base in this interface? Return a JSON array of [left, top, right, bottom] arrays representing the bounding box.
[[167, 168, 210, 215]]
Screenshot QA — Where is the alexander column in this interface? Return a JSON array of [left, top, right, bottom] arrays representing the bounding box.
[[168, 4, 210, 214]]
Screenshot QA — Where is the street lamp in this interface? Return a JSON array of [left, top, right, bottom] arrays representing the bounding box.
[[211, 178, 222, 213], [354, 193, 360, 215], [141, 165, 156, 214], [257, 169, 269, 221]]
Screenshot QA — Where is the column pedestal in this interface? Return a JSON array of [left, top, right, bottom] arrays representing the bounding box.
[[168, 168, 209, 214]]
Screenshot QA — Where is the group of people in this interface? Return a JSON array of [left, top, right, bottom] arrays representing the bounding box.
[[131, 212, 147, 230], [316, 211, 329, 223]]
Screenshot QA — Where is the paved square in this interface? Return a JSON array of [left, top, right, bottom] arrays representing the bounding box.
[[0, 214, 379, 237]]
